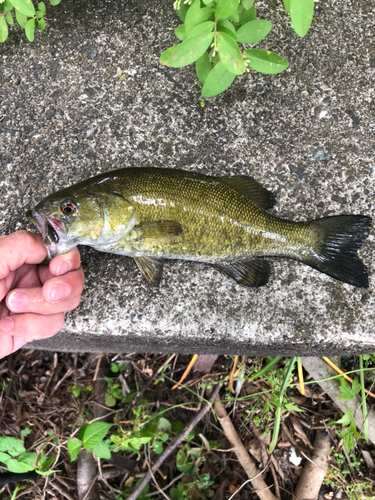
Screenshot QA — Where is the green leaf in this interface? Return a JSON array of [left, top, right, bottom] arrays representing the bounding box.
[[338, 377, 361, 401], [68, 385, 81, 398], [110, 362, 119, 373], [236, 5, 256, 27], [49, 0, 61, 5], [215, 0, 239, 21], [177, 2, 189, 22], [18, 452, 37, 468], [0, 0, 15, 10], [92, 441, 111, 459], [283, 0, 290, 14], [289, 0, 314, 38], [242, 0, 254, 9], [228, 10, 239, 23], [0, 437, 26, 457], [201, 61, 236, 97], [284, 402, 304, 412], [36, 17, 45, 29], [103, 376, 113, 388], [236, 19, 272, 44], [6, 11, 14, 25], [9, 0, 35, 17], [152, 441, 163, 455], [166, 33, 214, 68], [340, 426, 355, 453], [67, 438, 82, 462], [174, 24, 186, 41], [335, 409, 353, 427], [186, 430, 195, 441], [82, 422, 113, 451], [185, 3, 214, 35], [200, 473, 214, 487], [216, 32, 245, 75], [176, 449, 194, 472], [25, 17, 35, 41], [38, 1, 46, 15], [5, 459, 34, 473], [157, 417, 172, 432], [0, 15, 8, 42], [39, 454, 56, 471], [160, 45, 178, 65], [15, 9, 27, 27], [160, 432, 169, 442], [217, 19, 237, 40], [105, 390, 117, 407], [20, 428, 31, 438], [244, 49, 288, 74], [187, 20, 214, 38], [0, 452, 11, 463], [196, 52, 211, 84]]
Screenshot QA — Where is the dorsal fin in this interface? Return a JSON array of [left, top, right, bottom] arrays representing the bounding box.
[[218, 176, 276, 210]]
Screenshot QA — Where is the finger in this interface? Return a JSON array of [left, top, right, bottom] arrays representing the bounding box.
[[0, 313, 65, 341], [0, 334, 29, 360], [0, 231, 47, 280], [6, 288, 81, 315], [49, 247, 81, 276], [42, 268, 84, 303], [6, 268, 84, 313]]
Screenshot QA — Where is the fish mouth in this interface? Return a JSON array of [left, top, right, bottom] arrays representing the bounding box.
[[26, 210, 67, 259]]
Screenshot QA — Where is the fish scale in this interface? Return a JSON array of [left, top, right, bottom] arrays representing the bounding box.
[[27, 167, 372, 288], [106, 168, 311, 261]]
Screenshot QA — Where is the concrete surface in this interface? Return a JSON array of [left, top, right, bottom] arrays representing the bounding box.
[[0, 0, 374, 355]]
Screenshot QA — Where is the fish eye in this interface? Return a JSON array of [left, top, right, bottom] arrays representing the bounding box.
[[60, 200, 77, 215]]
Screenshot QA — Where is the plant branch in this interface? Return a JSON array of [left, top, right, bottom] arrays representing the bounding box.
[[126, 382, 222, 500], [214, 395, 278, 500], [294, 429, 332, 500]]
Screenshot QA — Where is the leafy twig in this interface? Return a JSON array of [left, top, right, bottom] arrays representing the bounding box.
[[126, 382, 222, 500]]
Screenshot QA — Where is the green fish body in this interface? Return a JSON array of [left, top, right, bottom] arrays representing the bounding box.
[[27, 167, 372, 288]]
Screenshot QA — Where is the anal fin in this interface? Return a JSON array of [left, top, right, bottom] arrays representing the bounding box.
[[134, 256, 164, 286], [215, 259, 271, 287]]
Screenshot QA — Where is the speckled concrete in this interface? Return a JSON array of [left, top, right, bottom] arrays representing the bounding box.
[[1, 0, 374, 355]]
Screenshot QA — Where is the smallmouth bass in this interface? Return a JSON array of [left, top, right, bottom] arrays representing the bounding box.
[[27, 167, 372, 288]]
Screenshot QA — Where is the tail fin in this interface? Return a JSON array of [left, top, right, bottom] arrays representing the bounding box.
[[305, 215, 372, 288]]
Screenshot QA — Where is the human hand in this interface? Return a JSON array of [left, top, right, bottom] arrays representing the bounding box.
[[0, 231, 84, 359]]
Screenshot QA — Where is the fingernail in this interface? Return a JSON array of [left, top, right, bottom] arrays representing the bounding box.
[[8, 291, 26, 311], [0, 317, 14, 332], [56, 260, 72, 276], [51, 283, 70, 303]]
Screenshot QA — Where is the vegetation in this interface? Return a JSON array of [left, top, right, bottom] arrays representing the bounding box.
[[161, 0, 314, 96], [0, 0, 316, 96], [1, 353, 374, 500], [0, 0, 60, 43]]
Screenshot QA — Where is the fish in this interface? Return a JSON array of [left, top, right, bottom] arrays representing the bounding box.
[[26, 167, 372, 288]]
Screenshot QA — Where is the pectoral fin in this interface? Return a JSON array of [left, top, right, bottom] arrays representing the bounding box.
[[132, 221, 184, 243], [218, 176, 276, 210], [134, 256, 164, 286], [215, 259, 271, 287]]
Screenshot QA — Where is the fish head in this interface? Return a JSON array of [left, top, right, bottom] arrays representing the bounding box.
[[27, 185, 137, 259]]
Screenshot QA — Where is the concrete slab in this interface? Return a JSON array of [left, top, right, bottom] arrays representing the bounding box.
[[0, 0, 374, 355]]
